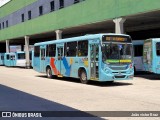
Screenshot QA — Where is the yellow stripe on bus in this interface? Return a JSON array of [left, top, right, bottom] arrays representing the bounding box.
[[120, 60, 131, 62]]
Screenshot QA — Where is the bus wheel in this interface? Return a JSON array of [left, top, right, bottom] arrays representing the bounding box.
[[46, 67, 52, 79], [80, 70, 88, 84]]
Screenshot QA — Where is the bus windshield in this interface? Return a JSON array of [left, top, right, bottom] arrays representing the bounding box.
[[102, 43, 132, 64], [18, 53, 25, 60]]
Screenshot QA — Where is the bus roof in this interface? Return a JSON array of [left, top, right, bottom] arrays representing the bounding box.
[[16, 51, 25, 54], [146, 38, 160, 42], [4, 52, 16, 55], [132, 40, 144, 45], [34, 33, 130, 46]]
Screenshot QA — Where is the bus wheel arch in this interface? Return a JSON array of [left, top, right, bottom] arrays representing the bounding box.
[[78, 67, 88, 84], [46, 66, 52, 79]]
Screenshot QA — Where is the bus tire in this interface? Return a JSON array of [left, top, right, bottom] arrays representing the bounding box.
[[80, 70, 88, 84], [46, 67, 52, 79]]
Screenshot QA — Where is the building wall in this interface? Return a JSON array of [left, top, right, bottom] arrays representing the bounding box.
[[0, 0, 160, 41], [0, 0, 83, 29], [0, 0, 37, 18]]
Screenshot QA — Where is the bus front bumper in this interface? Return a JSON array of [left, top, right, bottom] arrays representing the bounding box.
[[99, 70, 134, 81]]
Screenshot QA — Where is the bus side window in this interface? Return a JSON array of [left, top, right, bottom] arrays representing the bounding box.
[[47, 44, 56, 57], [10, 55, 15, 60], [1, 56, 4, 60], [78, 40, 88, 56], [34, 46, 40, 57], [157, 50, 160, 56], [65, 42, 77, 57], [6, 55, 9, 60]]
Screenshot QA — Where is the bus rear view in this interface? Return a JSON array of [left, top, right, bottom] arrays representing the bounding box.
[[101, 35, 134, 82], [143, 38, 160, 74]]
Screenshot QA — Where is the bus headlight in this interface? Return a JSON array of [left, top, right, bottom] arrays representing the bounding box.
[[103, 68, 110, 74], [106, 70, 110, 74]]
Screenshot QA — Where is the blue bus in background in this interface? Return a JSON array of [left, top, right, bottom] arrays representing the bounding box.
[[4, 52, 16, 67], [0, 53, 4, 65], [143, 38, 160, 74], [4, 51, 33, 67], [132, 40, 145, 72], [33, 33, 134, 84]]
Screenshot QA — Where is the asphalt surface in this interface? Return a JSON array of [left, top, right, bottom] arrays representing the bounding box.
[[0, 66, 160, 120]]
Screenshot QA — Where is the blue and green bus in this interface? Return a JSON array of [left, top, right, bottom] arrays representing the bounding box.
[[0, 53, 4, 65], [4, 51, 32, 67], [143, 38, 160, 74], [33, 33, 134, 84]]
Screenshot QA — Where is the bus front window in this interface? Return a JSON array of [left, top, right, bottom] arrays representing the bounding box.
[[102, 43, 132, 64], [18, 53, 25, 60]]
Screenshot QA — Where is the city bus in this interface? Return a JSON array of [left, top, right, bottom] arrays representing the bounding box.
[[0, 53, 4, 65], [132, 40, 145, 72], [143, 38, 160, 74], [33, 33, 134, 84], [4, 51, 32, 67]]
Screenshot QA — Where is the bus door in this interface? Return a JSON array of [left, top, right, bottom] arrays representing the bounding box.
[[40, 46, 46, 73], [57, 46, 64, 77], [90, 43, 99, 80], [10, 54, 16, 66]]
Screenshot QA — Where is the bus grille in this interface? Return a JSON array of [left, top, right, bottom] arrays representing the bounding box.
[[114, 75, 126, 78], [109, 66, 127, 70]]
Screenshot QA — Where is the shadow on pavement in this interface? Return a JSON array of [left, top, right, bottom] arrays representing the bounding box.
[[0, 85, 104, 120], [4, 66, 32, 69], [36, 75, 133, 87], [134, 71, 160, 80]]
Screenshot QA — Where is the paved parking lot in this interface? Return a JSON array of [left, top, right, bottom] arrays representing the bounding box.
[[0, 66, 160, 119]]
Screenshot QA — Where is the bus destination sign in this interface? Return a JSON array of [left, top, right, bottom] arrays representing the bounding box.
[[102, 35, 131, 42]]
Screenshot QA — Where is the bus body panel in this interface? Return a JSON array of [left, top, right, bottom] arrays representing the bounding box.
[[16, 59, 26, 67], [4, 53, 16, 67], [16, 51, 26, 67], [33, 34, 134, 82], [100, 62, 134, 81], [143, 38, 160, 74], [0, 53, 4, 65], [4, 51, 32, 68], [33, 57, 41, 72], [153, 39, 160, 74]]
